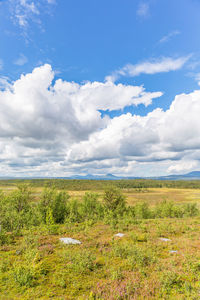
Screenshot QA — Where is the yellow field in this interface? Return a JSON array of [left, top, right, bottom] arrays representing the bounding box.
[[2, 185, 200, 206]]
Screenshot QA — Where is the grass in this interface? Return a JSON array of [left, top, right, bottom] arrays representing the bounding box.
[[1, 181, 200, 299], [1, 219, 200, 299]]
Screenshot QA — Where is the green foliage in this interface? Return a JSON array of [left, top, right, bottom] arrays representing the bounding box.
[[134, 202, 152, 219], [1, 181, 200, 299], [66, 199, 82, 223], [183, 203, 199, 217], [66, 249, 96, 274], [161, 271, 184, 295], [0, 229, 11, 246], [128, 245, 156, 269], [13, 265, 35, 287], [9, 184, 32, 213], [81, 192, 104, 221], [46, 207, 54, 225], [0, 185, 32, 232], [103, 187, 126, 213], [39, 187, 70, 224]]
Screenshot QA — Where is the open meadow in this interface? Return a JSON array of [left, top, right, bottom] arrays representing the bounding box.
[[0, 180, 200, 299]]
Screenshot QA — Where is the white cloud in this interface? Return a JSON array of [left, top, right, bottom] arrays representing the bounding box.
[[167, 160, 198, 174], [66, 89, 200, 175], [11, 0, 39, 28], [47, 0, 56, 3], [8, 0, 55, 29], [105, 56, 190, 82], [0, 64, 164, 176], [1, 64, 200, 177], [137, 2, 149, 17], [159, 30, 180, 44], [14, 54, 28, 66]]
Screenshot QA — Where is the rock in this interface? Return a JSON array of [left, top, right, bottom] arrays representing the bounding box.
[[59, 237, 81, 245], [169, 250, 178, 253], [114, 233, 125, 238], [159, 238, 171, 242]]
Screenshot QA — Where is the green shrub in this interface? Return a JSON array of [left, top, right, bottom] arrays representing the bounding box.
[[66, 199, 82, 223], [0, 229, 11, 246], [13, 265, 35, 287], [103, 187, 126, 212], [161, 271, 184, 295], [183, 203, 199, 217], [112, 243, 131, 259], [67, 249, 96, 274], [134, 202, 152, 219], [128, 245, 156, 269], [0, 185, 33, 231], [80, 192, 104, 221], [39, 188, 70, 224]]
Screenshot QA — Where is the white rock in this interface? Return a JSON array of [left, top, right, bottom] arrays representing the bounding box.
[[60, 238, 81, 245], [115, 233, 125, 238], [169, 250, 178, 253], [159, 238, 171, 242]]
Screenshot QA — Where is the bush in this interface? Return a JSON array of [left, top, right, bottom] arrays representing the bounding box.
[[13, 265, 35, 287], [80, 192, 104, 221], [66, 199, 82, 223], [67, 249, 96, 274], [0, 185, 33, 231], [103, 187, 126, 213], [39, 188, 70, 224], [183, 203, 199, 217], [134, 202, 152, 219], [0, 229, 11, 246], [128, 245, 156, 269]]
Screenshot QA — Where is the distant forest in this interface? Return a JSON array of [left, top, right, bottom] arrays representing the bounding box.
[[1, 179, 200, 190]]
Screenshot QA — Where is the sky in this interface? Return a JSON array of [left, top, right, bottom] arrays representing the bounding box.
[[1, 0, 200, 177]]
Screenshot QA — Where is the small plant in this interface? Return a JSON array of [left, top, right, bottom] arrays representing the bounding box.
[[112, 243, 131, 259], [67, 249, 96, 274], [128, 245, 156, 269], [110, 268, 124, 281], [13, 265, 35, 287], [161, 271, 184, 295], [0, 229, 11, 246]]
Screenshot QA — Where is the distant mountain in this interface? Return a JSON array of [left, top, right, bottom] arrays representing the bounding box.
[[70, 171, 200, 181], [153, 171, 200, 181], [1, 171, 200, 180], [70, 173, 128, 180]]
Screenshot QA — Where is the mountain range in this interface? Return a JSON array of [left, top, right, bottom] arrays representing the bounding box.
[[69, 171, 200, 181], [1, 171, 200, 180]]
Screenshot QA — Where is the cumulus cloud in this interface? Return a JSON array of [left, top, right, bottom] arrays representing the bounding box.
[[66, 89, 200, 175], [167, 160, 198, 174], [159, 30, 180, 44], [1, 64, 200, 177], [0, 64, 164, 176], [105, 56, 190, 82]]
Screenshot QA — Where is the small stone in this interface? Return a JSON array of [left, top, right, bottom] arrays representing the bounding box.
[[169, 250, 178, 253], [159, 238, 171, 242], [115, 233, 125, 238], [59, 237, 81, 245]]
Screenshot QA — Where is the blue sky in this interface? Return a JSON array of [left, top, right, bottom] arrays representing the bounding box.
[[0, 0, 200, 177]]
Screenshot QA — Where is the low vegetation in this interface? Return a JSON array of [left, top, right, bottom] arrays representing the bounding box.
[[0, 181, 200, 299]]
